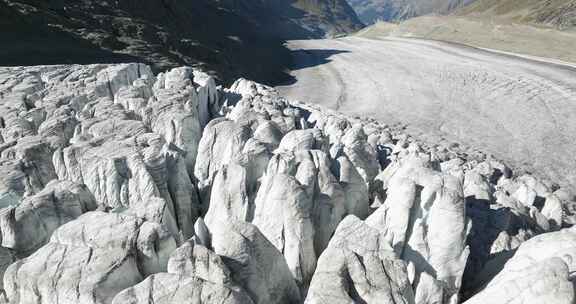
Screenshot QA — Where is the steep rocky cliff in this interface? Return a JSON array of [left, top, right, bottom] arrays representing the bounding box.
[[0, 0, 362, 83], [216, 0, 364, 38]]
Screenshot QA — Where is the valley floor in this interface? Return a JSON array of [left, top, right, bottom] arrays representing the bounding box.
[[277, 36, 576, 187]]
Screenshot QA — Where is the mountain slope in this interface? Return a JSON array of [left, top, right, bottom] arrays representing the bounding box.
[[216, 0, 364, 38], [347, 0, 474, 24], [356, 16, 576, 64], [355, 0, 576, 64], [347, 0, 576, 29], [457, 0, 576, 30], [0, 0, 363, 83]]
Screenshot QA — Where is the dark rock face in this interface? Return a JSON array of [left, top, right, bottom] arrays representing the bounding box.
[[216, 0, 364, 38], [0, 0, 362, 84]]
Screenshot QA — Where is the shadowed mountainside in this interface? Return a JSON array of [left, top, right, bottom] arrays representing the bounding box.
[[346, 0, 474, 24], [216, 0, 364, 38], [0, 0, 363, 84]]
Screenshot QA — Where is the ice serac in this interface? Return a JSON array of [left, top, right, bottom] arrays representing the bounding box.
[[464, 228, 576, 304], [278, 129, 327, 152], [305, 215, 415, 304], [193, 70, 220, 129], [294, 150, 347, 255], [368, 149, 471, 304], [149, 68, 203, 176], [2, 63, 576, 304], [54, 65, 209, 239], [252, 172, 316, 289], [56, 133, 196, 238], [252, 144, 357, 288], [225, 78, 303, 133], [0, 180, 97, 256], [0, 247, 15, 295], [205, 163, 252, 225], [112, 273, 253, 304], [3, 212, 177, 304], [309, 117, 374, 219], [112, 237, 254, 304], [335, 151, 371, 219], [194, 119, 252, 206], [208, 217, 301, 304], [341, 125, 379, 187], [0, 63, 213, 240], [0, 136, 57, 197], [462, 168, 554, 295]]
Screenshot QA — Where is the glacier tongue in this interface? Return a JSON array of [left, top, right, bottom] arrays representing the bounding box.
[[0, 63, 573, 304]]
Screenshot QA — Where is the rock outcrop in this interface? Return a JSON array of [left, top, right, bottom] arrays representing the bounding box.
[[1, 0, 364, 84]]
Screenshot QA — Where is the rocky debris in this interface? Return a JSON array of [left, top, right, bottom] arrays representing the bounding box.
[[1, 63, 576, 304]]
